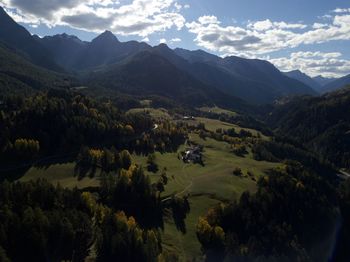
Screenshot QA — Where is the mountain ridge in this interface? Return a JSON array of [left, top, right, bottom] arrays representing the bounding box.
[[0, 6, 61, 71], [283, 70, 321, 92]]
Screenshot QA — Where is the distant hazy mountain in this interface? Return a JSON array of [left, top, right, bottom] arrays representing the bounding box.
[[313, 75, 336, 87], [322, 74, 350, 93], [40, 30, 151, 70], [174, 49, 316, 104], [284, 70, 321, 92], [0, 7, 60, 71]]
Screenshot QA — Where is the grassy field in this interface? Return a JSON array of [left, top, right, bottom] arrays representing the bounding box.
[[20, 163, 100, 189], [180, 116, 266, 139], [140, 99, 152, 107], [198, 106, 238, 117], [162, 195, 220, 261], [126, 107, 171, 120]]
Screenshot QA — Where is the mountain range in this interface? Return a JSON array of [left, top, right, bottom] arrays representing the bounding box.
[[283, 69, 350, 94], [0, 6, 349, 106]]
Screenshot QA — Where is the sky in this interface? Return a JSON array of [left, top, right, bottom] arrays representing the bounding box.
[[1, 0, 350, 77]]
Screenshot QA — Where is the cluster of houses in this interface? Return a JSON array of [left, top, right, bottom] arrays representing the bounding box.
[[182, 115, 195, 120], [182, 145, 203, 163]]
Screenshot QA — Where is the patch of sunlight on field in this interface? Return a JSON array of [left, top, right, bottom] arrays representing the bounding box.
[[20, 163, 100, 189], [198, 106, 238, 117], [126, 107, 171, 120]]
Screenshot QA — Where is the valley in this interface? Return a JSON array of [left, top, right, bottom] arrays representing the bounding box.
[[18, 111, 280, 261], [0, 4, 350, 262]]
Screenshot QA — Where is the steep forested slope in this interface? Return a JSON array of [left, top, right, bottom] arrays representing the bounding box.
[[267, 86, 350, 168], [0, 7, 60, 71], [0, 44, 72, 94]]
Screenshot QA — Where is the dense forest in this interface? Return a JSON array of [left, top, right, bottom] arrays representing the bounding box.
[[266, 86, 350, 169], [196, 162, 342, 261], [0, 89, 187, 179], [0, 175, 164, 262]]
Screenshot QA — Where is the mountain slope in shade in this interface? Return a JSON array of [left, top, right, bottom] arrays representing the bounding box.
[[0, 43, 72, 93], [40, 33, 87, 70], [87, 50, 249, 111], [147, 45, 277, 104], [174, 48, 316, 104], [284, 70, 321, 92], [223, 56, 316, 96], [322, 74, 350, 93], [0, 6, 61, 71], [73, 30, 122, 69]]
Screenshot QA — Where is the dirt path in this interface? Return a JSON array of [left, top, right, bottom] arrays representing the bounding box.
[[338, 169, 350, 179]]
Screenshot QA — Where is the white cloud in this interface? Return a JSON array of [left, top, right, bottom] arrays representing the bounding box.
[[2, 0, 185, 37], [333, 8, 350, 13], [169, 37, 181, 43], [312, 22, 328, 29], [174, 2, 182, 10], [273, 21, 307, 29], [186, 12, 350, 57], [320, 14, 333, 20], [159, 38, 167, 43], [3, 7, 41, 24], [187, 17, 296, 57], [248, 19, 307, 31], [249, 19, 273, 31], [183, 4, 190, 9], [270, 51, 350, 77], [198, 15, 220, 25]]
